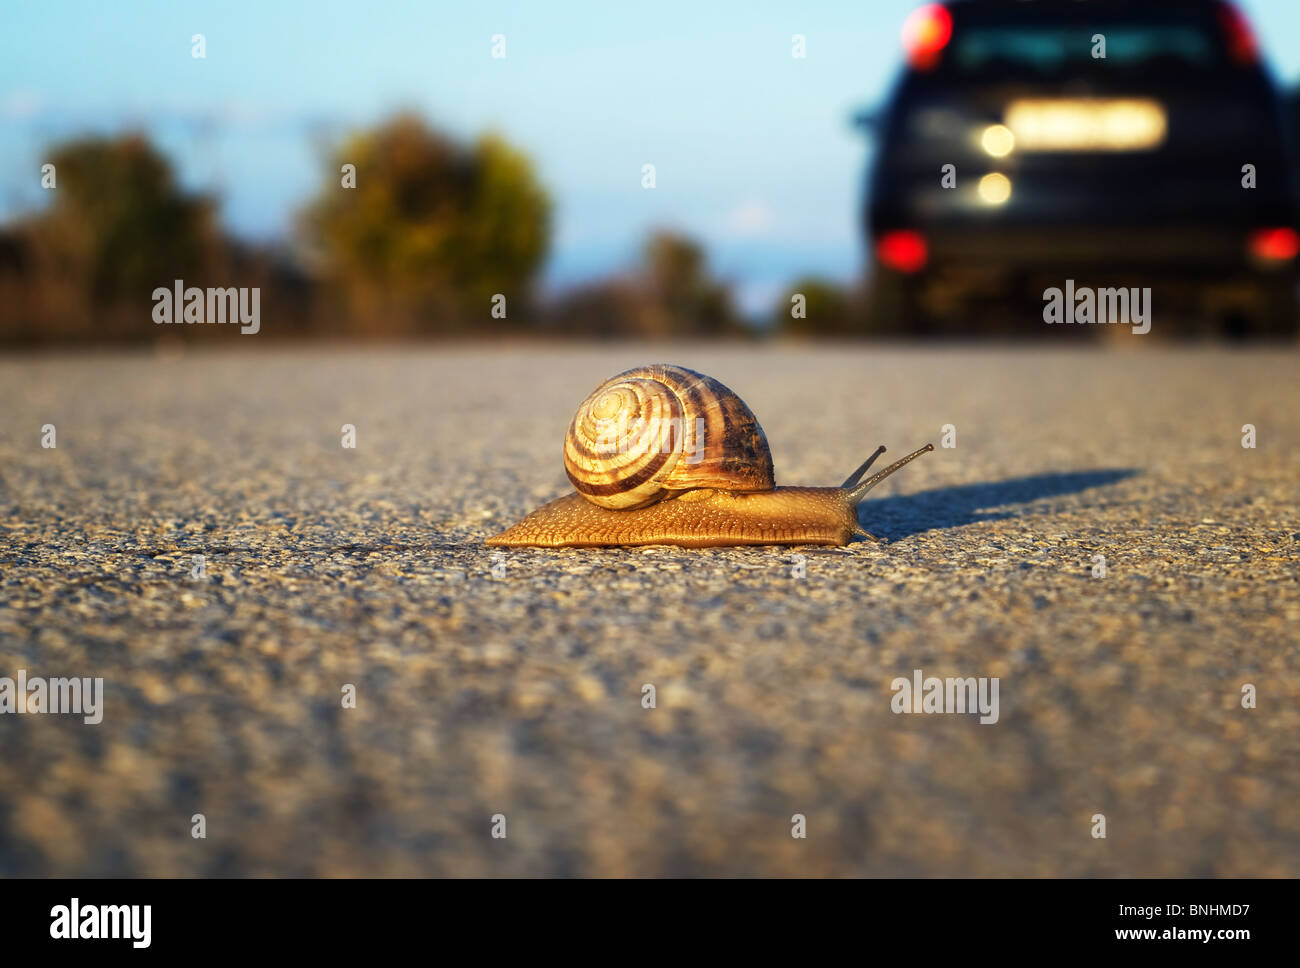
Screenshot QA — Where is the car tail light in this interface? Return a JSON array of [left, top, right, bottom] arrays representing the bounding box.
[[876, 230, 929, 273], [1217, 1, 1259, 65], [1248, 227, 1300, 262], [901, 3, 952, 71]]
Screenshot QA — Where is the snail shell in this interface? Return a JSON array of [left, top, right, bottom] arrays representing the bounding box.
[[563, 364, 773, 510]]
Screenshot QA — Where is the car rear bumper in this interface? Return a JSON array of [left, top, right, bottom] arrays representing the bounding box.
[[942, 227, 1276, 267], [868, 223, 1298, 329], [875, 224, 1297, 279]]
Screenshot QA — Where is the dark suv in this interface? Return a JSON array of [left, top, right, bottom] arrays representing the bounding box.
[[861, 0, 1299, 336]]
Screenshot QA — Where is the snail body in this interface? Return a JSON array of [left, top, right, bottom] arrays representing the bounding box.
[[487, 364, 932, 549]]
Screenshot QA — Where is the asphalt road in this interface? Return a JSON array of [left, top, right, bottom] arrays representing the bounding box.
[[1, 343, 1297, 876]]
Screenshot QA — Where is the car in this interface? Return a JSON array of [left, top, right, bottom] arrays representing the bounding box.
[[858, 0, 1299, 337]]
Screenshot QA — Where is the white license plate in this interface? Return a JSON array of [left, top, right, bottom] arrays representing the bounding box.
[[1004, 98, 1167, 151]]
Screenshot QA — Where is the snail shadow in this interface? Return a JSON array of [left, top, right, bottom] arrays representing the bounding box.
[[864, 468, 1139, 541]]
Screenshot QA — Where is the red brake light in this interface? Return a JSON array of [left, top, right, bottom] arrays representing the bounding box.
[[1248, 227, 1300, 262], [901, 4, 953, 71], [876, 230, 929, 274], [1217, 1, 1259, 65]]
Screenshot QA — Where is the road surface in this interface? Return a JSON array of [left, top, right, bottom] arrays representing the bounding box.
[[1, 343, 1297, 875]]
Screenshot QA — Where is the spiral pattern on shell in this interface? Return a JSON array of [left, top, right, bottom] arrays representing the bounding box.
[[563, 364, 775, 510]]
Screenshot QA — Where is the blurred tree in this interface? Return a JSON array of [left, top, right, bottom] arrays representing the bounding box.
[[26, 134, 218, 339], [542, 277, 646, 339], [640, 231, 741, 336], [778, 276, 856, 337], [303, 115, 550, 332], [546, 230, 744, 338]]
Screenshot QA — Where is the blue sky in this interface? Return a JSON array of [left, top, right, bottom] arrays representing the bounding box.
[[2, 0, 1298, 312]]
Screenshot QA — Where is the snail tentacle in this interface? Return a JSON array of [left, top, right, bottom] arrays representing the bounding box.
[[847, 443, 935, 506], [840, 445, 887, 489]]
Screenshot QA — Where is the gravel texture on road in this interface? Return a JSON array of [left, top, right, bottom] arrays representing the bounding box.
[[1, 343, 1297, 876]]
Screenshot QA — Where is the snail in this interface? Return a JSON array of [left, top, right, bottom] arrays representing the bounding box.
[[486, 364, 933, 548]]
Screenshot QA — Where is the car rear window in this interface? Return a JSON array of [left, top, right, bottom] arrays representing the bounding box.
[[937, 7, 1231, 78], [953, 24, 1215, 73]]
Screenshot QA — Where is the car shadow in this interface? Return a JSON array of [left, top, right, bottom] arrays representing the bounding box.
[[862, 468, 1139, 541]]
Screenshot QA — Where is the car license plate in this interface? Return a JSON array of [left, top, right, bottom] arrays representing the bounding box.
[[1004, 98, 1167, 151]]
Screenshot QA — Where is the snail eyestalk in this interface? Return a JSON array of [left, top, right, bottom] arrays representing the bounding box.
[[840, 445, 887, 489], [847, 443, 934, 506]]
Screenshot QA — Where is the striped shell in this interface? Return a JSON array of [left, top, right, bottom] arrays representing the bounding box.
[[563, 364, 775, 510]]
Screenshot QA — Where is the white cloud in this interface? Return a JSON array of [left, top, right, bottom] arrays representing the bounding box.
[[723, 197, 776, 238], [1, 89, 46, 121]]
